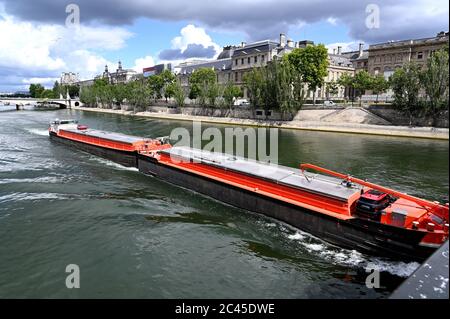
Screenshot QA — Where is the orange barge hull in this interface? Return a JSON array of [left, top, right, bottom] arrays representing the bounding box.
[[49, 123, 448, 261]]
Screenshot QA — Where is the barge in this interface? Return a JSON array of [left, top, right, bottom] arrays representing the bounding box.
[[49, 120, 449, 261]]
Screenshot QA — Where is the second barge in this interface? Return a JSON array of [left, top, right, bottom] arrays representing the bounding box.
[[49, 120, 449, 261]]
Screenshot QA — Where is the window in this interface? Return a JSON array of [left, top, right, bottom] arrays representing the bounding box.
[[256, 110, 263, 116], [241, 58, 244, 65], [261, 55, 265, 62], [254, 56, 258, 63], [235, 72, 238, 82], [235, 59, 238, 66], [417, 52, 423, 59], [248, 57, 251, 64]]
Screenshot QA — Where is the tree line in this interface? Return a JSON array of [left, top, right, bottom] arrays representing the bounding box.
[[389, 48, 449, 126], [29, 82, 79, 99], [80, 68, 244, 111]]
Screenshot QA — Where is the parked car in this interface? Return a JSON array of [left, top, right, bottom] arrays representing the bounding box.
[[234, 98, 250, 106], [323, 100, 336, 106]]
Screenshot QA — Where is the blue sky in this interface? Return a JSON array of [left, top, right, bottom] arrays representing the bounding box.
[[0, 0, 448, 92]]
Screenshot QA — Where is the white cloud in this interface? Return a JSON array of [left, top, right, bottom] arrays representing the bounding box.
[[0, 9, 132, 90], [132, 55, 155, 72], [170, 24, 221, 56], [326, 41, 363, 53], [326, 17, 338, 26], [21, 77, 59, 85]]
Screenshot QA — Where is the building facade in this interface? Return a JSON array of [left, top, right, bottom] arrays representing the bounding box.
[[368, 31, 449, 78], [96, 61, 137, 84], [342, 43, 369, 73], [60, 72, 79, 85]]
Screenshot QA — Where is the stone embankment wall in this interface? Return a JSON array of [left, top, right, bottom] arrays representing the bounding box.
[[93, 102, 449, 128], [367, 105, 448, 128]]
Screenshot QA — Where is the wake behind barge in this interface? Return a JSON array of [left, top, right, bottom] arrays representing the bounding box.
[[49, 120, 449, 261]]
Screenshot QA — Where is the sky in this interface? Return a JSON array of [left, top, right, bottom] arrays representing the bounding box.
[[0, 0, 448, 92]]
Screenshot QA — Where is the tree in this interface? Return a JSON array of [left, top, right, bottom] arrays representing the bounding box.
[[338, 73, 355, 104], [80, 86, 96, 106], [112, 83, 129, 107], [148, 75, 164, 101], [207, 82, 221, 107], [353, 70, 372, 106], [370, 74, 389, 103], [52, 81, 61, 98], [420, 48, 449, 126], [189, 68, 217, 107], [286, 44, 329, 105], [222, 81, 242, 110], [126, 80, 152, 112], [389, 63, 422, 125], [29, 84, 45, 98], [326, 80, 339, 99], [168, 81, 186, 107], [243, 68, 263, 109], [160, 70, 176, 102]]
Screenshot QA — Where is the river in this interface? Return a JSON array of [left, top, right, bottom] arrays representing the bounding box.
[[0, 106, 448, 298]]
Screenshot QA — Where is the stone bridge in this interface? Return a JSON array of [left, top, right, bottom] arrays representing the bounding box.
[[0, 97, 84, 109]]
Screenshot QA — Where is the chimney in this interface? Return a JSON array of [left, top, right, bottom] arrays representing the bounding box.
[[337, 46, 342, 55], [279, 33, 286, 48], [358, 43, 364, 57], [241, 41, 246, 48], [287, 39, 294, 48]]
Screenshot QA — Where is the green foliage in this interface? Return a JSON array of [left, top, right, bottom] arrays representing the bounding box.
[[189, 68, 217, 107], [222, 81, 242, 109], [286, 44, 329, 104], [420, 49, 449, 125], [370, 75, 389, 102], [160, 69, 176, 101], [147, 75, 163, 100], [29, 84, 45, 98], [126, 80, 152, 112], [389, 63, 422, 125], [243, 58, 303, 114], [337, 73, 354, 101], [326, 80, 339, 99], [353, 70, 372, 106], [168, 81, 186, 107], [52, 81, 60, 98], [243, 68, 263, 108]]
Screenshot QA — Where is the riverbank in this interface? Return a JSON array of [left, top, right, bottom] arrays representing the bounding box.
[[71, 106, 449, 140]]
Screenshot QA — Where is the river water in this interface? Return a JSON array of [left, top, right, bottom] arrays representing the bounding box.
[[0, 106, 448, 298]]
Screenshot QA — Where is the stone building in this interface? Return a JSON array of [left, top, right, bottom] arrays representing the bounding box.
[[96, 61, 137, 84], [231, 33, 301, 97], [175, 34, 356, 101], [317, 53, 355, 100], [368, 31, 449, 78], [342, 43, 369, 73], [175, 46, 235, 91], [60, 72, 79, 85]]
